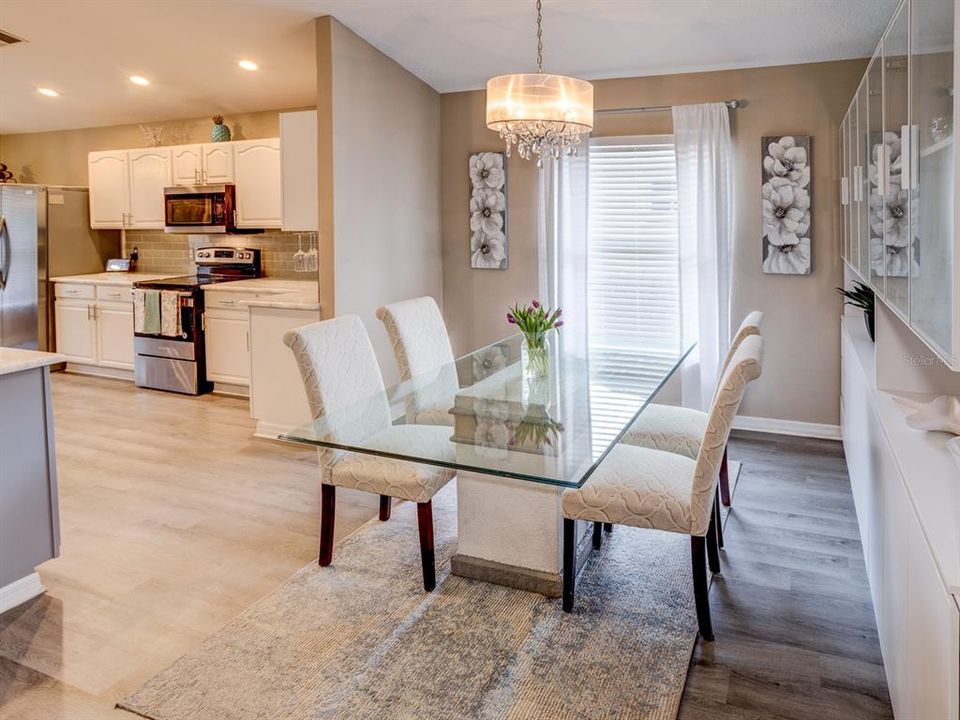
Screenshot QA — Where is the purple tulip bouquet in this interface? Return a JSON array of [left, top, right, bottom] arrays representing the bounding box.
[[507, 300, 562, 379]]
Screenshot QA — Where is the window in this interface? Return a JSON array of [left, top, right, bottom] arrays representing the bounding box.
[[587, 136, 682, 448], [587, 135, 682, 356]]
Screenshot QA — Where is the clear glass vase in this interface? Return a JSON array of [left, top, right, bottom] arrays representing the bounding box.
[[521, 333, 550, 380]]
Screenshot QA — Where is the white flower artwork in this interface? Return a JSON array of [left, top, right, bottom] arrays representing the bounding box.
[[762, 135, 812, 275], [469, 152, 508, 270]]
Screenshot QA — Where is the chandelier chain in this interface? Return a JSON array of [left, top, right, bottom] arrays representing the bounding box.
[[536, 0, 543, 73]]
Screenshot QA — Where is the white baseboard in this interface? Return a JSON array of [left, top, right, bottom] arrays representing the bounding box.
[[63, 363, 133, 381], [0, 573, 45, 615], [733, 415, 842, 440], [253, 420, 298, 442]]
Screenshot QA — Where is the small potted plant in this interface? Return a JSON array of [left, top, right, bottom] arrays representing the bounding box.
[[507, 300, 562, 379], [836, 281, 875, 341]]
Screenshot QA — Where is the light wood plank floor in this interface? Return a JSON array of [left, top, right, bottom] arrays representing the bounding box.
[[0, 375, 891, 719], [0, 373, 380, 719]]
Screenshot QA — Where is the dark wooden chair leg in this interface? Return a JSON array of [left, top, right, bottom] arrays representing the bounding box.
[[719, 447, 731, 507], [603, 522, 613, 533], [691, 536, 714, 641], [707, 503, 721, 574], [562, 518, 576, 612], [319, 484, 336, 566], [379, 494, 392, 521], [714, 491, 724, 549], [592, 521, 603, 549], [416, 501, 436, 591]]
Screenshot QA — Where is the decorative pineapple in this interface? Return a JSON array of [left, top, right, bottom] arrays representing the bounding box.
[[210, 115, 231, 143]]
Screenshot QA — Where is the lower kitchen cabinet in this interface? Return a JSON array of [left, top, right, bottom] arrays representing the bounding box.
[[96, 302, 135, 369], [204, 310, 250, 388], [841, 315, 960, 720], [54, 283, 135, 373], [54, 300, 96, 364]]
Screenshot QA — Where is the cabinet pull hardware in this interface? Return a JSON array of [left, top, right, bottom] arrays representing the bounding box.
[[87, 305, 93, 320]]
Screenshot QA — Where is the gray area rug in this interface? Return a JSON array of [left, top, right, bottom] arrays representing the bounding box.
[[119, 474, 729, 720]]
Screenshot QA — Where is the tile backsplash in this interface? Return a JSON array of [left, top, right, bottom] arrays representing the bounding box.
[[125, 231, 317, 279]]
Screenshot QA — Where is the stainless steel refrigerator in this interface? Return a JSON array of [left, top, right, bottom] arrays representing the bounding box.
[[0, 185, 120, 351]]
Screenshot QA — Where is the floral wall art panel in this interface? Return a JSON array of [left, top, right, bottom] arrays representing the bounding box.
[[469, 152, 508, 269], [762, 135, 812, 275]]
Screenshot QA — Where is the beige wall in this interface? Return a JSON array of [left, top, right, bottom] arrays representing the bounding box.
[[0, 108, 308, 187], [440, 59, 867, 426], [319, 17, 442, 384]]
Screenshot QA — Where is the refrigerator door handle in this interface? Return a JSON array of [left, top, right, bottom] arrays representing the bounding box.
[[0, 215, 7, 291]]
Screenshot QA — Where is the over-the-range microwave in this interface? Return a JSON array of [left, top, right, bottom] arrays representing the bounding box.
[[164, 184, 235, 233]]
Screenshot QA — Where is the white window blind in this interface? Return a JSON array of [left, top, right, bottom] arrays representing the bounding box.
[[587, 136, 682, 453], [587, 135, 681, 355]]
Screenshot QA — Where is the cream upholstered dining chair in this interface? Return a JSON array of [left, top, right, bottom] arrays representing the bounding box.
[[377, 296, 458, 426], [561, 335, 763, 640], [284, 315, 455, 591], [620, 311, 763, 507]]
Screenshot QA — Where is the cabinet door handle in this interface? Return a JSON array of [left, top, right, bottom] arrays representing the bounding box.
[[220, 299, 235, 305], [245, 330, 249, 352], [194, 168, 199, 184], [87, 305, 93, 320]]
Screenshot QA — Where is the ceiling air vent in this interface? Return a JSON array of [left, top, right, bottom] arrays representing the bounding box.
[[0, 29, 25, 47]]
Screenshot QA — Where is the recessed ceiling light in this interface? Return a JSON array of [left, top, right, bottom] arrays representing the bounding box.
[[129, 75, 150, 86], [238, 60, 258, 71], [37, 87, 59, 97]]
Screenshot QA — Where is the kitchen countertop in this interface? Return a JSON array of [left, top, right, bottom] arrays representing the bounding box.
[[243, 299, 322, 311], [0, 348, 65, 377], [201, 278, 319, 295], [50, 272, 179, 286]]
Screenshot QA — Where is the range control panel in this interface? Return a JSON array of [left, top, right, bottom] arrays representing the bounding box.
[[194, 247, 259, 265]]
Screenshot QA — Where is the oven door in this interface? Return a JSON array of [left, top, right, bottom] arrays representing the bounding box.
[[164, 186, 231, 233]]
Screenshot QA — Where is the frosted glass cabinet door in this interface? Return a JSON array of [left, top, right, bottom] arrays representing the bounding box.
[[849, 99, 861, 271], [841, 114, 850, 264], [857, 77, 872, 280], [867, 52, 885, 295], [882, 2, 910, 319], [911, 0, 955, 361]]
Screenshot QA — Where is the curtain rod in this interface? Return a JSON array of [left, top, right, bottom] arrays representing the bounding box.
[[595, 99, 741, 115]]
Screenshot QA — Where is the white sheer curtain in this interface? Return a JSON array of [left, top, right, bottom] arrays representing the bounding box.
[[538, 147, 589, 359], [671, 103, 733, 410]]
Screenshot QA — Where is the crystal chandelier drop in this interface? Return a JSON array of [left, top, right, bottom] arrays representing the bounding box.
[[486, 0, 594, 166]]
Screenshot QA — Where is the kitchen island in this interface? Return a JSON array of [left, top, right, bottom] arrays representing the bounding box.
[[0, 348, 64, 613]]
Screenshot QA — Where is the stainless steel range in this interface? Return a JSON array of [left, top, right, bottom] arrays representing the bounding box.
[[132, 246, 260, 395]]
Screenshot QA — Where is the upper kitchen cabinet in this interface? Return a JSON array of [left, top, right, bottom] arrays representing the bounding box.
[[89, 148, 169, 229], [867, 51, 885, 295], [882, 1, 911, 320], [88, 151, 129, 228], [911, 0, 955, 362], [127, 149, 171, 229], [233, 139, 281, 229], [171, 145, 202, 186], [202, 143, 235, 184], [839, 0, 960, 369], [280, 110, 318, 232], [856, 76, 871, 281]]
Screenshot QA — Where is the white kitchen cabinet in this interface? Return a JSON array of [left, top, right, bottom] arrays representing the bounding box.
[[171, 145, 202, 186], [841, 0, 960, 369], [202, 143, 234, 183], [280, 110, 318, 231], [127, 148, 171, 229], [54, 282, 135, 374], [88, 151, 129, 228], [840, 315, 960, 720], [204, 310, 250, 387], [54, 299, 96, 363], [95, 302, 135, 370], [233, 139, 281, 228]]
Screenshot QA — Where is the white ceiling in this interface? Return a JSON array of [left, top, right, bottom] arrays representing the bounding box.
[[0, 0, 896, 135]]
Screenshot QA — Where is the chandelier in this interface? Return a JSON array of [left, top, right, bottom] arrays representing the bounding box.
[[485, 0, 594, 166]]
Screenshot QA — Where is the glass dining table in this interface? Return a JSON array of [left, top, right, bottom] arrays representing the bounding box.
[[282, 333, 695, 596]]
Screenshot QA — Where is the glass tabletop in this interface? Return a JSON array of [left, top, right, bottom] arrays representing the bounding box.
[[281, 334, 695, 488]]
